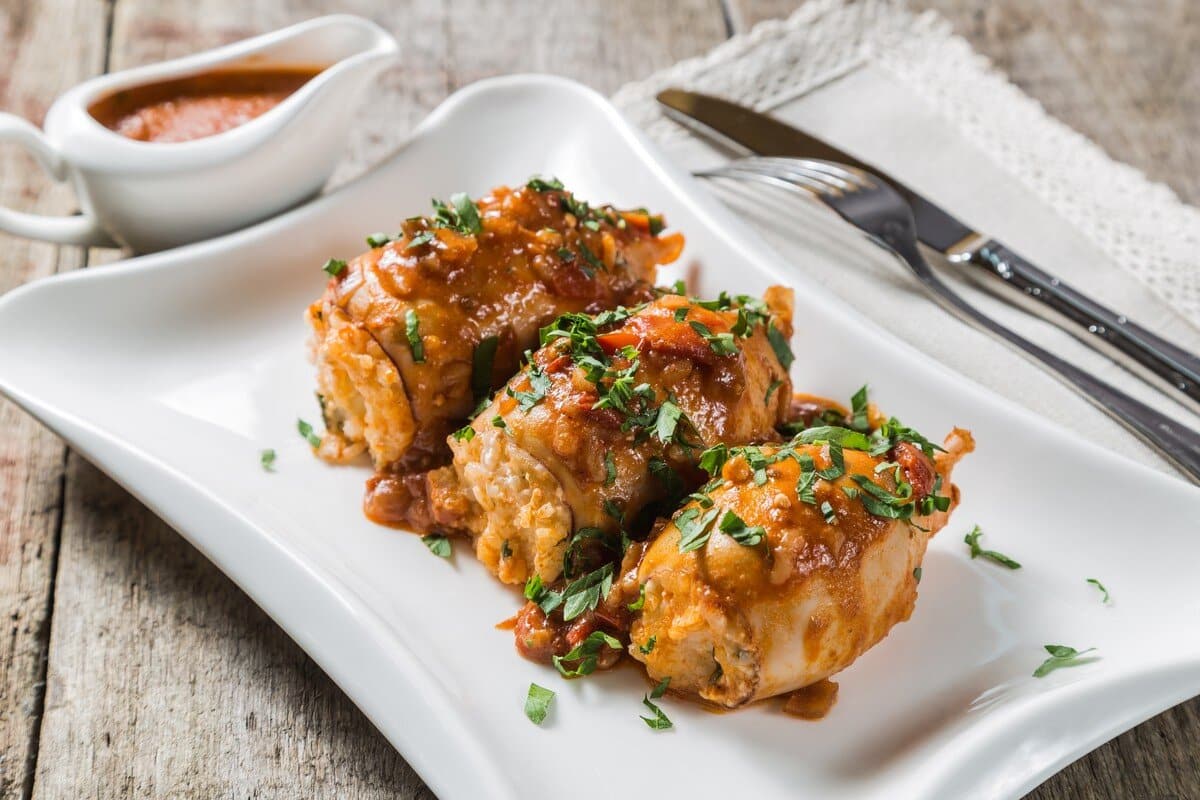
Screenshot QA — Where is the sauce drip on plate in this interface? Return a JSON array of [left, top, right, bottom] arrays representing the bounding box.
[[89, 66, 322, 143]]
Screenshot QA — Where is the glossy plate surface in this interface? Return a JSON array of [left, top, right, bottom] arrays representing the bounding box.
[[1, 76, 1197, 800]]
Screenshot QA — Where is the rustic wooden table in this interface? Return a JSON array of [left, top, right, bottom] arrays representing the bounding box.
[[1, 1, 1197, 797]]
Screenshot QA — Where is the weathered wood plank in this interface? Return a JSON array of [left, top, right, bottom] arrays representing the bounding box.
[[732, 1, 1200, 797], [27, 1, 728, 797], [0, 0, 109, 796]]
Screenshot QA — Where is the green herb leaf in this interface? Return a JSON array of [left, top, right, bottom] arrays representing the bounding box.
[[560, 563, 614, 621], [470, 335, 500, 402], [297, 418, 321, 448], [849, 385, 870, 432], [452, 425, 475, 442], [508, 363, 551, 411], [422, 534, 451, 558], [404, 309, 425, 363], [765, 378, 784, 406], [628, 583, 646, 611], [527, 175, 564, 192], [688, 320, 738, 356], [577, 240, 604, 276], [604, 450, 617, 487], [322, 258, 347, 277], [406, 230, 435, 249], [766, 322, 794, 370], [698, 444, 728, 478], [640, 679, 673, 730], [913, 566, 922, 583], [673, 307, 689, 322], [553, 630, 621, 678], [524, 683, 555, 724], [492, 415, 507, 429], [653, 399, 684, 443], [718, 510, 766, 547], [795, 426, 873, 451], [639, 636, 656, 654], [1086, 578, 1111, 603], [964, 525, 1021, 569], [677, 506, 721, 553], [260, 449, 276, 471], [1033, 644, 1098, 678], [365, 232, 392, 248], [820, 501, 837, 524]]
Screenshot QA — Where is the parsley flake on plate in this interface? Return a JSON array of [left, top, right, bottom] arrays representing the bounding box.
[[296, 419, 321, 448], [422, 534, 451, 558], [964, 525, 1021, 569], [640, 677, 673, 730], [524, 683, 555, 725], [259, 449, 276, 471], [1033, 644, 1098, 678]]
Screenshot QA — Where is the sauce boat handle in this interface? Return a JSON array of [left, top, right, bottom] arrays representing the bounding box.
[[0, 113, 115, 247]]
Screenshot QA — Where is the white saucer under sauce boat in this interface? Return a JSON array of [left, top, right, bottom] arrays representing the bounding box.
[[0, 15, 398, 253]]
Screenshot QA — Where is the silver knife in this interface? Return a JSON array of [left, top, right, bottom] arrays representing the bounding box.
[[658, 88, 1200, 416]]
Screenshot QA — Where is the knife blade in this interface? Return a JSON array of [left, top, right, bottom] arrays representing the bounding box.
[[657, 88, 1200, 416]]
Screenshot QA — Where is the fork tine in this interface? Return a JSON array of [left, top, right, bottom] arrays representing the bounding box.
[[712, 158, 852, 197], [697, 164, 827, 196]]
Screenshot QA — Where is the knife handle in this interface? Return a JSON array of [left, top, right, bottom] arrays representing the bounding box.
[[953, 239, 1200, 415]]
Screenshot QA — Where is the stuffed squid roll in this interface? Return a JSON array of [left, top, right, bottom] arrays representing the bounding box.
[[628, 408, 974, 708], [306, 180, 684, 472], [390, 288, 796, 587]]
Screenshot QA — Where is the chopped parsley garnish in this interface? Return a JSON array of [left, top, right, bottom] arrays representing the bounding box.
[[1033, 644, 1097, 678], [577, 240, 604, 276], [765, 379, 784, 406], [322, 258, 347, 277], [820, 501, 837, 524], [688, 320, 738, 356], [406, 230, 435, 249], [257, 449, 275, 472], [452, 425, 475, 442], [422, 534, 451, 558], [964, 525, 1021, 569], [557, 247, 576, 262], [508, 363, 550, 411], [553, 630, 621, 678], [404, 309, 425, 363], [673, 307, 689, 322], [492, 415, 507, 429], [526, 175, 564, 192], [1087, 578, 1111, 603], [297, 419, 321, 448], [604, 451, 617, 486], [913, 566, 922, 583], [676, 506, 721, 553], [653, 399, 684, 443], [639, 636, 656, 654], [796, 426, 873, 451], [470, 335, 500, 401], [627, 583, 646, 611], [431, 192, 482, 236], [640, 678, 673, 730], [766, 322, 794, 370], [718, 510, 765, 546], [524, 683, 555, 724], [698, 443, 728, 478], [526, 562, 615, 622], [365, 232, 392, 248], [501, 540, 512, 559], [849, 384, 870, 431], [850, 474, 914, 520]]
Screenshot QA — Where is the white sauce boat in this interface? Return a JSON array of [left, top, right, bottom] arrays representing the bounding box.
[[0, 15, 398, 252]]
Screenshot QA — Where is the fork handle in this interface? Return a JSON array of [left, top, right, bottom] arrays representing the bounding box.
[[952, 238, 1200, 415], [890, 237, 1200, 482]]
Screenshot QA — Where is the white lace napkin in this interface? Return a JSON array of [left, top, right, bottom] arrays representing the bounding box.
[[612, 0, 1200, 477]]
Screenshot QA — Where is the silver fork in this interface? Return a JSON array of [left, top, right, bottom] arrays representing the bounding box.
[[697, 156, 1200, 483]]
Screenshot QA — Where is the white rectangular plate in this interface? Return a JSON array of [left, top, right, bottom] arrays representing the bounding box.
[[2, 76, 1198, 800]]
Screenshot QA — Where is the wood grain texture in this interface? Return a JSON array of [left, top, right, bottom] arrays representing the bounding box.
[[0, 0, 108, 796], [21, 2, 728, 798], [4, 1, 1198, 798]]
